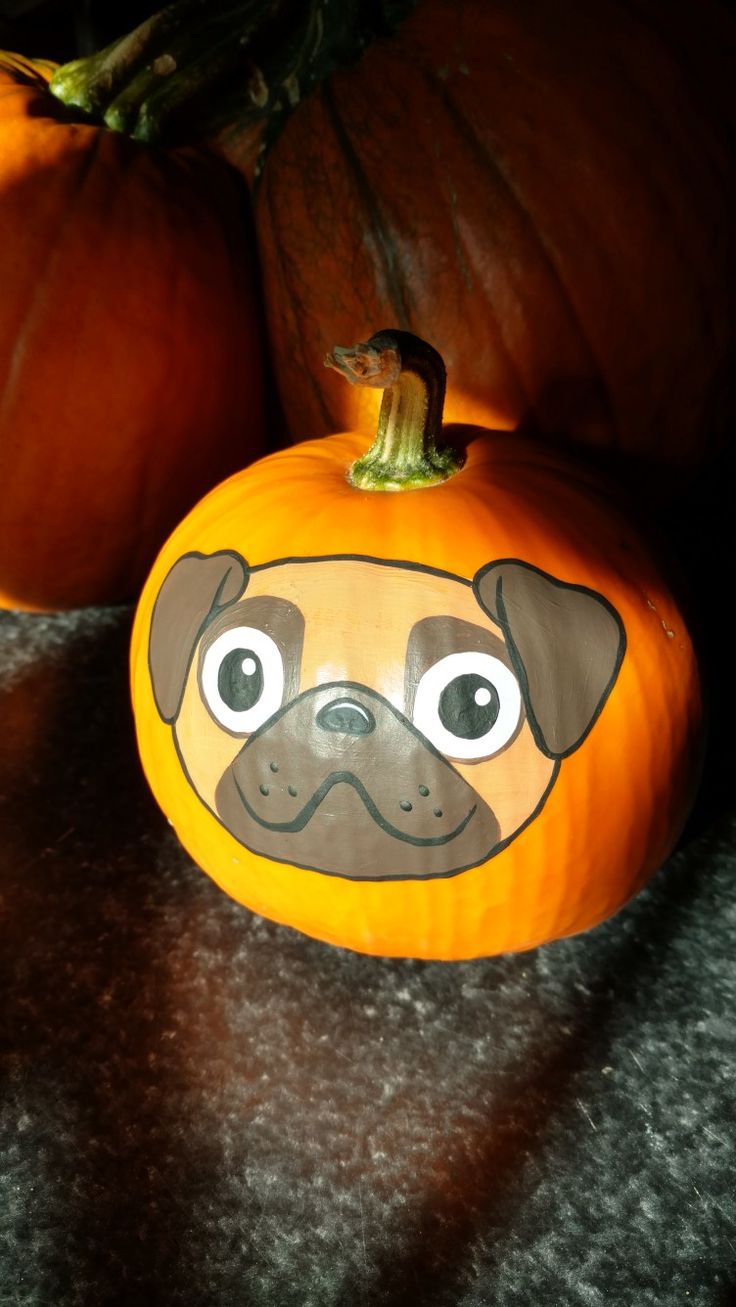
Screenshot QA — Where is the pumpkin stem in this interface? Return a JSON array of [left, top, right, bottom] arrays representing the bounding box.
[[49, 0, 417, 179], [325, 330, 464, 491]]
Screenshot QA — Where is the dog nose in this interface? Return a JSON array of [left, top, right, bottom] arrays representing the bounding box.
[[316, 697, 376, 736]]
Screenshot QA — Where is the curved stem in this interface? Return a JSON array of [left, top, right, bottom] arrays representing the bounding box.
[[48, 6, 191, 116], [49, 0, 417, 167], [325, 330, 464, 491]]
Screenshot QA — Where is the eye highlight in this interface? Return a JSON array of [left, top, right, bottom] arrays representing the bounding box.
[[413, 651, 522, 760], [201, 626, 285, 735]]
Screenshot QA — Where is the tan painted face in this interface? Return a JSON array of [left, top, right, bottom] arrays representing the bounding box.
[[148, 553, 625, 880]]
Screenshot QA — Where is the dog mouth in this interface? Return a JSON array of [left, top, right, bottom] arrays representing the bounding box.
[[234, 768, 477, 846], [209, 682, 502, 879]]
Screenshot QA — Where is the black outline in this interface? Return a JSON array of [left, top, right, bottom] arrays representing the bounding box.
[[235, 772, 476, 846], [172, 680, 561, 882], [232, 681, 475, 845], [473, 558, 627, 760], [248, 553, 473, 583], [152, 550, 624, 882], [197, 611, 299, 740], [147, 549, 250, 724]]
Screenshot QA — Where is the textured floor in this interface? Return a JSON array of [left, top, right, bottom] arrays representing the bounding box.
[[1, 557, 734, 1307]]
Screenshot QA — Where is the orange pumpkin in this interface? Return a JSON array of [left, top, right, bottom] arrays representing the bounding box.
[[130, 330, 702, 960], [0, 53, 264, 610]]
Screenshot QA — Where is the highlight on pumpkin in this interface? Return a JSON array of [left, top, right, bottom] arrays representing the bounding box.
[[325, 330, 465, 491]]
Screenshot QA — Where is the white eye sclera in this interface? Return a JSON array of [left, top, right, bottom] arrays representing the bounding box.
[[413, 650, 522, 761], [201, 626, 285, 735]]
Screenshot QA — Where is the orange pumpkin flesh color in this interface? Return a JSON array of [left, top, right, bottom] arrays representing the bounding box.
[[130, 331, 702, 960], [0, 53, 264, 610]]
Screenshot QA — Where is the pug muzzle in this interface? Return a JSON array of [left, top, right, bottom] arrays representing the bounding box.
[[214, 681, 504, 879]]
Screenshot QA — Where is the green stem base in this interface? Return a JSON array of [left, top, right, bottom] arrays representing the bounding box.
[[49, 0, 416, 165], [326, 331, 464, 493]]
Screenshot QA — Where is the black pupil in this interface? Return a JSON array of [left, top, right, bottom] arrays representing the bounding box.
[[439, 673, 500, 740], [218, 648, 263, 713]]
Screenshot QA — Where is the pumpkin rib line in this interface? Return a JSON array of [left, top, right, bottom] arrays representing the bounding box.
[[0, 127, 105, 438], [121, 155, 244, 593], [592, 57, 734, 418], [0, 56, 48, 95], [408, 62, 534, 426], [423, 68, 620, 448], [583, 4, 734, 269], [319, 77, 413, 333], [609, 10, 733, 183], [260, 164, 335, 433], [601, 71, 724, 382]]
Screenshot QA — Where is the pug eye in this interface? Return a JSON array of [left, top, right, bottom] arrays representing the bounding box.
[[201, 626, 285, 735], [413, 651, 522, 761]]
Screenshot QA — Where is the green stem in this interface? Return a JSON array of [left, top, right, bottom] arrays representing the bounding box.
[[49, 0, 417, 164], [48, 5, 191, 116], [325, 331, 464, 491]]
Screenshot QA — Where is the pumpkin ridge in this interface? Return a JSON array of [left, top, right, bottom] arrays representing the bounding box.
[[426, 67, 620, 446], [320, 77, 413, 333], [260, 164, 336, 434], [569, 11, 729, 289], [600, 61, 726, 371], [410, 59, 534, 421], [0, 122, 104, 435], [0, 52, 51, 93]]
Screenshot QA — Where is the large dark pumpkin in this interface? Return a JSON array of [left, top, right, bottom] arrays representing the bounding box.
[[0, 54, 265, 610], [48, 0, 736, 472], [251, 0, 736, 464]]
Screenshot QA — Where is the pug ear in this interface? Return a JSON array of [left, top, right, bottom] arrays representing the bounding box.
[[473, 560, 625, 759], [148, 551, 249, 723]]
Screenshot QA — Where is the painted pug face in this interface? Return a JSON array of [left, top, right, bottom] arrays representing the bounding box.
[[148, 554, 625, 881]]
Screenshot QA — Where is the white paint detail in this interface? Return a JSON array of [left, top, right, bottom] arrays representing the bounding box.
[[201, 625, 284, 736], [327, 699, 372, 725], [413, 650, 522, 761]]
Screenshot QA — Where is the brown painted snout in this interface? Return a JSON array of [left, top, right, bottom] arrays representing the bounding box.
[[214, 683, 500, 880]]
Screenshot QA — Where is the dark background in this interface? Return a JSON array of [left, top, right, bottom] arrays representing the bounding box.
[[0, 0, 154, 60], [1, 4, 734, 1305]]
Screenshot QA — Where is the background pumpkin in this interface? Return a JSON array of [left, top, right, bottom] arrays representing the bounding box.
[[49, 0, 736, 474], [130, 331, 702, 960], [0, 53, 265, 611]]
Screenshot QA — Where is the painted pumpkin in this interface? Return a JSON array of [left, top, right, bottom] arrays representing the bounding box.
[[49, 0, 736, 471], [130, 331, 702, 960], [0, 53, 264, 610]]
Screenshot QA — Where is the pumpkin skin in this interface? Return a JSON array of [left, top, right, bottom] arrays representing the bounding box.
[[130, 416, 702, 960], [0, 54, 265, 610], [251, 0, 736, 468]]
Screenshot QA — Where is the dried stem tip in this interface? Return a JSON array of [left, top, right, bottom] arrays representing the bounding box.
[[325, 329, 464, 492], [324, 339, 402, 389]]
